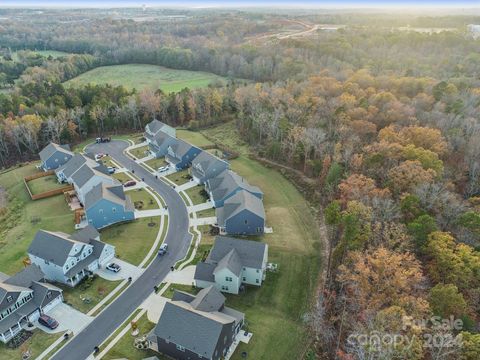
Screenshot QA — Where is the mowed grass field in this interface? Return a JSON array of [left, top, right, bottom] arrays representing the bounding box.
[[64, 64, 227, 93], [178, 125, 322, 360]]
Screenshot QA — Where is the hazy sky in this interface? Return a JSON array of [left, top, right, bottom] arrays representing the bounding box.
[[2, 0, 480, 8]]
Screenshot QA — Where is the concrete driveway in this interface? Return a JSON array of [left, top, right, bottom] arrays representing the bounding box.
[[164, 265, 196, 285], [36, 303, 93, 335], [96, 259, 143, 281], [142, 293, 168, 323]]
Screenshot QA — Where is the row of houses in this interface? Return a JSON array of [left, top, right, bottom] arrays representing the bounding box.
[[39, 144, 135, 229], [145, 119, 266, 236]]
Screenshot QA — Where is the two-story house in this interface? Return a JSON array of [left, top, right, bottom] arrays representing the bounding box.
[[145, 119, 176, 139], [55, 153, 103, 183], [27, 226, 115, 287], [206, 170, 263, 208], [148, 286, 244, 360], [71, 163, 118, 204], [216, 190, 265, 236], [0, 265, 63, 343], [39, 143, 74, 171], [84, 183, 135, 229], [147, 131, 178, 158], [165, 139, 202, 170], [190, 151, 229, 185], [194, 236, 268, 294]]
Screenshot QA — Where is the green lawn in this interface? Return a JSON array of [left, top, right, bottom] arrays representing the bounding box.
[[145, 157, 168, 170], [200, 121, 250, 155], [184, 185, 208, 205], [112, 172, 132, 183], [165, 169, 191, 186], [128, 188, 159, 210], [99, 156, 117, 168], [129, 145, 150, 160], [27, 175, 66, 195], [0, 329, 62, 360], [100, 218, 160, 265], [0, 163, 75, 275], [163, 284, 199, 299], [64, 64, 227, 93], [103, 313, 161, 360], [196, 207, 216, 218], [59, 275, 122, 313], [177, 129, 215, 148], [197, 225, 216, 245]]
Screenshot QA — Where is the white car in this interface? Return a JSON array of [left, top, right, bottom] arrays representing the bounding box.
[[106, 263, 121, 272], [157, 165, 169, 173], [95, 153, 105, 161], [158, 243, 168, 256]]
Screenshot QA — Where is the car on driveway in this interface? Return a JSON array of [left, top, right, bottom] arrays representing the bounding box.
[[107, 166, 116, 174], [38, 314, 59, 329], [158, 243, 168, 256], [95, 153, 105, 161], [123, 180, 136, 187], [157, 165, 169, 173], [106, 263, 121, 272]]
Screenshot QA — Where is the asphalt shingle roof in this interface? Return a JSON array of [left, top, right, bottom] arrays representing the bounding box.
[[208, 170, 262, 204], [208, 236, 267, 270], [28, 230, 80, 267], [84, 183, 133, 211], [216, 189, 265, 225], [190, 286, 225, 312], [191, 151, 229, 179], [39, 143, 72, 163], [213, 249, 242, 277]]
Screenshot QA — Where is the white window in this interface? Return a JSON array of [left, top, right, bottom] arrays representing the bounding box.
[[256, 279, 259, 284], [225, 277, 232, 282], [6, 296, 12, 303], [99, 209, 104, 214]]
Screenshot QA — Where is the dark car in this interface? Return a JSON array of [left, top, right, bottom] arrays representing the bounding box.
[[123, 180, 136, 187], [38, 314, 59, 329]]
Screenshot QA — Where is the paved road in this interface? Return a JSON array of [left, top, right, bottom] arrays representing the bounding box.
[[52, 140, 192, 360]]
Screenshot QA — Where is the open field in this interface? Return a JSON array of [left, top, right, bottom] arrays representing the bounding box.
[[60, 275, 122, 314], [182, 126, 322, 360], [27, 174, 66, 195], [103, 313, 161, 360], [0, 329, 61, 360], [177, 129, 215, 148], [100, 218, 160, 265], [128, 188, 159, 210], [64, 64, 227, 93], [0, 163, 74, 275]]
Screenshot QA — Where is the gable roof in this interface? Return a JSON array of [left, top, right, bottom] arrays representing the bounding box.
[[84, 183, 134, 211], [208, 170, 262, 203], [150, 131, 177, 148], [146, 119, 166, 135], [169, 139, 200, 160], [4, 264, 44, 288], [71, 163, 113, 189], [69, 225, 100, 243], [190, 286, 225, 312], [28, 230, 82, 266], [216, 190, 265, 225], [191, 151, 229, 179], [208, 236, 267, 270], [39, 143, 72, 162], [194, 262, 216, 283], [213, 249, 242, 277]]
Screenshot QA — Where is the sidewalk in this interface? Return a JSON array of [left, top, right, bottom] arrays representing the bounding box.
[[134, 208, 167, 219], [187, 201, 214, 213], [175, 180, 197, 192]]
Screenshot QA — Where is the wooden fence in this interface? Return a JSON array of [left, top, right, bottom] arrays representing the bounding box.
[[24, 170, 74, 200], [24, 170, 54, 181]]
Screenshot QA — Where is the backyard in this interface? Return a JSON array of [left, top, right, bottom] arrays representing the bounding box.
[[177, 129, 215, 148], [59, 275, 122, 313], [100, 218, 160, 265], [0, 163, 74, 275], [128, 188, 159, 210], [26, 174, 67, 195]]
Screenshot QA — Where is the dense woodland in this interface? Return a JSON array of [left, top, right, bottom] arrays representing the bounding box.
[[0, 7, 480, 359]]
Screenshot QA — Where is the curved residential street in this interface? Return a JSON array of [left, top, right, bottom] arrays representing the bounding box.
[[51, 140, 192, 360]]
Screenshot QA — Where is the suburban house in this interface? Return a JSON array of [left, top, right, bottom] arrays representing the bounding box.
[[190, 151, 229, 185], [55, 153, 104, 183], [165, 139, 202, 170], [195, 236, 268, 294], [206, 170, 263, 208], [39, 142, 74, 171], [0, 265, 63, 343], [27, 226, 115, 287], [84, 183, 135, 229], [216, 190, 265, 235], [71, 163, 118, 204], [147, 131, 178, 158], [145, 119, 176, 139], [148, 286, 244, 360]]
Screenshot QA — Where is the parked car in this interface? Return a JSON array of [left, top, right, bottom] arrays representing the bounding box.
[[38, 314, 59, 329], [158, 243, 168, 256], [106, 263, 121, 272], [157, 165, 169, 173], [96, 137, 111, 143], [123, 180, 136, 187], [95, 153, 105, 161], [107, 166, 116, 174]]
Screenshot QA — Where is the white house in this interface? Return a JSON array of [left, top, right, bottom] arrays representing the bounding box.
[[28, 226, 115, 287], [70, 163, 118, 204], [194, 236, 268, 294]]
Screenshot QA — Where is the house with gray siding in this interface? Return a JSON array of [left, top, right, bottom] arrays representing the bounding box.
[[148, 286, 244, 360], [71, 163, 118, 204], [147, 131, 178, 158], [0, 265, 63, 343], [216, 190, 265, 235], [194, 236, 268, 294], [55, 153, 104, 183], [206, 170, 263, 208], [84, 183, 135, 229], [166, 139, 202, 170], [145, 119, 176, 138], [190, 151, 229, 185], [28, 226, 115, 287], [39, 143, 74, 171]]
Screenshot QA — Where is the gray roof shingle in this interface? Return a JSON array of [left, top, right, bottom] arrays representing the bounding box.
[[39, 143, 72, 163], [84, 183, 133, 211], [207, 236, 267, 270], [191, 151, 229, 179], [216, 190, 265, 225], [208, 170, 262, 203], [28, 230, 80, 267]]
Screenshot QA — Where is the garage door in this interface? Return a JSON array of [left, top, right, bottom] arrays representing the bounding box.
[[28, 309, 40, 322], [43, 295, 63, 313]]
